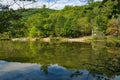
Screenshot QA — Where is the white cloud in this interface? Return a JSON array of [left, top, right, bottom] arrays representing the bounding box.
[[33, 0, 87, 9], [49, 0, 87, 9], [0, 0, 102, 10]]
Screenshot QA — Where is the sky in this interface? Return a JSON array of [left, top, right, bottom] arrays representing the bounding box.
[[0, 0, 102, 10]]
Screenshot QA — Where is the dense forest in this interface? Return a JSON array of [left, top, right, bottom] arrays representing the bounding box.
[[0, 0, 120, 39]]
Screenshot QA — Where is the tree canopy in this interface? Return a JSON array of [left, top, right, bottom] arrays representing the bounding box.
[[0, 0, 120, 38]]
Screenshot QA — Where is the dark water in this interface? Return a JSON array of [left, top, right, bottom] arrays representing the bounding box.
[[0, 41, 120, 80]]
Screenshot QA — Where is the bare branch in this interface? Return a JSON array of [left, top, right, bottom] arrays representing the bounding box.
[[12, 0, 38, 9], [47, 0, 60, 8], [13, 0, 23, 9]]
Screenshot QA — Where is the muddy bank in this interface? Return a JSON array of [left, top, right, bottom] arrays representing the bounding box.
[[11, 36, 92, 43], [11, 37, 39, 42]]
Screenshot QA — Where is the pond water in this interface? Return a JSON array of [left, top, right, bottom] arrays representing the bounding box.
[[0, 41, 120, 80]]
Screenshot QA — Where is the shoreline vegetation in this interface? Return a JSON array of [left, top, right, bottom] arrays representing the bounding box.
[[0, 0, 120, 44], [7, 35, 120, 47], [0, 36, 119, 45]]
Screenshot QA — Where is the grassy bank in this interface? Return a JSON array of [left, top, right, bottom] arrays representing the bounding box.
[[106, 36, 120, 47]]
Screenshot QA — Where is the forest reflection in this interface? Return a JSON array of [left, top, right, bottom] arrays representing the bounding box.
[[0, 41, 120, 79]]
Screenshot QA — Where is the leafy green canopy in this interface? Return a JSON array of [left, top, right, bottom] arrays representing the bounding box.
[[0, 0, 120, 38]]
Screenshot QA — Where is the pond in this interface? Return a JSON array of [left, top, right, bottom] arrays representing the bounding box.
[[0, 41, 120, 80]]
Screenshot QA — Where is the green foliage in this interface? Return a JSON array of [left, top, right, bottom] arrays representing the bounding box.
[[101, 0, 120, 18], [25, 13, 42, 37], [94, 15, 108, 33], [0, 0, 120, 38], [106, 18, 120, 36], [78, 17, 92, 36]]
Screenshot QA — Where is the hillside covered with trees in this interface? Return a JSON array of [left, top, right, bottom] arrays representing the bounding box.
[[0, 0, 120, 39]]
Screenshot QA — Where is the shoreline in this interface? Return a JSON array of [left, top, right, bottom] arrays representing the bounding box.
[[10, 36, 92, 43], [1, 36, 120, 44]]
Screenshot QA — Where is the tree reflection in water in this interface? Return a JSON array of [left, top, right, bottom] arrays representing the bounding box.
[[0, 41, 120, 80], [87, 55, 120, 77], [41, 64, 49, 74]]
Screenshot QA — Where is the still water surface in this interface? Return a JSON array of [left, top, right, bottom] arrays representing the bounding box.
[[0, 41, 120, 80]]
